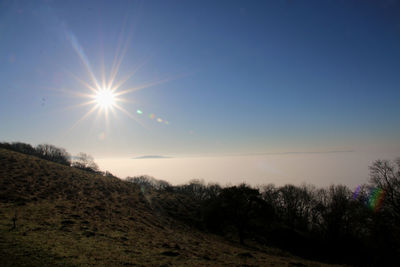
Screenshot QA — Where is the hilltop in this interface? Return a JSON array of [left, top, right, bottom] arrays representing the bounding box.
[[0, 148, 337, 266]]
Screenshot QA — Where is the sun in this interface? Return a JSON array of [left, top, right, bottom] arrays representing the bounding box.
[[95, 89, 115, 110], [63, 28, 174, 130]]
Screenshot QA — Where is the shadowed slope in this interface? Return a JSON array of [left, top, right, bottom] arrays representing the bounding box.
[[0, 148, 339, 266]]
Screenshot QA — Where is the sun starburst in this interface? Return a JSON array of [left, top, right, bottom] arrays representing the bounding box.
[[60, 28, 177, 133], [94, 88, 116, 110]]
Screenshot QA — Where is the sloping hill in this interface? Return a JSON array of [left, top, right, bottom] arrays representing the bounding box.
[[0, 148, 339, 266]]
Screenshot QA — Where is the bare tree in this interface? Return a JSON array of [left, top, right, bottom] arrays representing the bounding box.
[[369, 158, 400, 219], [72, 152, 99, 172], [36, 144, 71, 165], [126, 175, 172, 190], [275, 184, 314, 230]]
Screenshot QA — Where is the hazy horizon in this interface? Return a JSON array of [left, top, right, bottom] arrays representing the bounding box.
[[96, 150, 400, 188]]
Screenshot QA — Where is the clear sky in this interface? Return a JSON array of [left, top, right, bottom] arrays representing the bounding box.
[[1, 0, 400, 186]]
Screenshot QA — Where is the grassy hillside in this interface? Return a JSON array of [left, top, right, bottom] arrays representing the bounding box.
[[0, 148, 339, 266]]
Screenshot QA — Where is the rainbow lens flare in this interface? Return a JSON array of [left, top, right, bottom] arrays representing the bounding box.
[[368, 188, 385, 212], [353, 185, 361, 200]]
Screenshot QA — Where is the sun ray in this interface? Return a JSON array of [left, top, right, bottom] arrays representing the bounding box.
[[105, 106, 110, 129], [67, 32, 102, 90], [67, 71, 98, 94], [81, 57, 100, 89], [108, 15, 133, 90], [43, 87, 95, 99], [110, 58, 149, 92], [94, 106, 103, 122], [114, 76, 178, 97], [109, 28, 125, 88], [62, 100, 98, 111], [99, 37, 107, 91], [110, 106, 119, 122], [67, 105, 99, 133], [66, 90, 95, 99], [113, 97, 136, 104]]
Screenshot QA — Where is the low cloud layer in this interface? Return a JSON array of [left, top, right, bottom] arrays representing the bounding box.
[[134, 155, 172, 159]]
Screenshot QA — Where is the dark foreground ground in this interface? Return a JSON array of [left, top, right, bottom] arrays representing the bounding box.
[[0, 148, 341, 266]]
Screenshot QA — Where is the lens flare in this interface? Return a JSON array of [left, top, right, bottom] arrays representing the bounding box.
[[368, 188, 385, 212], [353, 185, 361, 200], [353, 185, 386, 213]]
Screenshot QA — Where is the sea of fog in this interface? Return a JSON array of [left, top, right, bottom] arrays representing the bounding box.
[[96, 152, 399, 189]]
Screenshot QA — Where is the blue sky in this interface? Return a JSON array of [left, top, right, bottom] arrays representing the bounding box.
[[1, 0, 400, 161]]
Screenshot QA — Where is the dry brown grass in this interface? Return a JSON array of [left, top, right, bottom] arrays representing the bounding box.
[[0, 148, 342, 266]]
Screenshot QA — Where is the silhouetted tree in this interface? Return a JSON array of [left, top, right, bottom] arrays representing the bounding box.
[[321, 185, 353, 240], [0, 142, 71, 165], [204, 183, 222, 199], [35, 144, 71, 165], [204, 184, 264, 245], [176, 179, 208, 200], [126, 175, 172, 191], [275, 184, 315, 230], [1, 142, 36, 156], [369, 158, 400, 220], [365, 159, 400, 266], [104, 171, 117, 178], [13, 142, 37, 155], [72, 152, 99, 172]]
